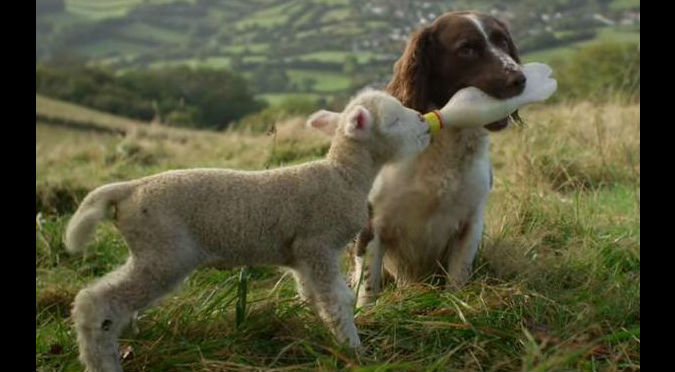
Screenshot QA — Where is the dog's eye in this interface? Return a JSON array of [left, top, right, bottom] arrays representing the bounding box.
[[388, 118, 400, 128], [458, 45, 476, 58], [498, 39, 509, 50], [492, 34, 510, 50]]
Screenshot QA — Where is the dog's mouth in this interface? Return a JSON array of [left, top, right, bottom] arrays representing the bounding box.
[[484, 118, 509, 132], [448, 86, 513, 132]]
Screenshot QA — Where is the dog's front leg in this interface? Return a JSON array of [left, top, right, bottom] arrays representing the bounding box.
[[350, 223, 373, 289], [445, 207, 485, 287], [355, 234, 384, 307]]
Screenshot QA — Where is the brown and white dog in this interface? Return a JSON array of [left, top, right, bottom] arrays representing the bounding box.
[[352, 11, 525, 306]]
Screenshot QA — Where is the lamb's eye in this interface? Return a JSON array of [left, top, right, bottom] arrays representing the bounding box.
[[388, 118, 400, 128]]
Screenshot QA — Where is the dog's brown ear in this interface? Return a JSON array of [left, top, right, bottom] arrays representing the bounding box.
[[387, 27, 434, 112]]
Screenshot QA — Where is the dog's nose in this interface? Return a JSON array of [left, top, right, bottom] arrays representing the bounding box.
[[507, 72, 527, 92]]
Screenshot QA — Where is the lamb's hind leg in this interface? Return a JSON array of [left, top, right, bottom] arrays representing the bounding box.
[[72, 252, 197, 372], [295, 249, 360, 348]]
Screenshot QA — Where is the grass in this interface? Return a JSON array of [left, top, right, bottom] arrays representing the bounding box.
[[233, 0, 302, 30], [77, 40, 150, 58], [522, 27, 640, 64], [243, 55, 267, 64], [221, 43, 270, 55], [610, 0, 641, 11], [117, 22, 190, 44], [257, 93, 323, 107], [314, 0, 350, 4], [320, 8, 351, 23], [319, 22, 364, 37], [36, 95, 639, 371], [41, 12, 89, 28], [36, 94, 142, 131], [296, 51, 380, 64], [149, 56, 233, 70], [64, 0, 179, 19], [287, 69, 352, 93]]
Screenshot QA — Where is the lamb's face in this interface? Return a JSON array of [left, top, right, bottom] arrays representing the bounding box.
[[373, 94, 431, 160], [306, 90, 431, 163]]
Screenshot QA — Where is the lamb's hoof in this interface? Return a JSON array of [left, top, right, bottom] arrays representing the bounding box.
[[347, 337, 362, 350]]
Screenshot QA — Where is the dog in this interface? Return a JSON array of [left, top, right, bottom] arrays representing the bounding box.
[[351, 11, 526, 305]]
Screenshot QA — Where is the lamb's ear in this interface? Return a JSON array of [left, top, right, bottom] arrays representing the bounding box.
[[344, 105, 373, 140], [307, 110, 340, 135]]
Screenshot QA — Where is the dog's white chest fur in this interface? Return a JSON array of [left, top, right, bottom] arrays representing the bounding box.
[[365, 131, 492, 284]]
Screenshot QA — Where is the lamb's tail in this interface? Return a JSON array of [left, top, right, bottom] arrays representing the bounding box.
[[65, 181, 136, 254]]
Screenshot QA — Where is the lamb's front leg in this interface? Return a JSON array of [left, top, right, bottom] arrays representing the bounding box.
[[296, 250, 360, 348]]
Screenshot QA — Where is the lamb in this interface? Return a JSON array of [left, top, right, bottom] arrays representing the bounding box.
[[64, 89, 431, 372]]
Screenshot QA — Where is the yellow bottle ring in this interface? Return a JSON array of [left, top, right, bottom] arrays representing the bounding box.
[[423, 110, 444, 135]]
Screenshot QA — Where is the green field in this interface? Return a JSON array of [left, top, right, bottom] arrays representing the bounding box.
[[64, 0, 179, 19], [37, 94, 143, 130], [36, 95, 639, 371], [39, 0, 640, 102], [257, 92, 323, 106], [117, 22, 190, 44], [149, 56, 233, 70], [234, 1, 300, 30], [523, 27, 640, 64], [222, 43, 270, 55], [41, 12, 88, 28], [320, 8, 351, 23], [610, 0, 640, 11], [287, 69, 352, 93], [296, 51, 380, 64], [78, 40, 150, 58]]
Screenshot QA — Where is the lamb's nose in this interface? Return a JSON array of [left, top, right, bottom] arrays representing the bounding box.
[[507, 72, 527, 92]]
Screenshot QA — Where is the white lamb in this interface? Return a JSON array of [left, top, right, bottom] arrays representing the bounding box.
[[65, 89, 431, 372]]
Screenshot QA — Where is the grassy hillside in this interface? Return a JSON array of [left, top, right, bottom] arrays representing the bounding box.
[[37, 0, 640, 106], [522, 27, 640, 64], [36, 95, 639, 371]]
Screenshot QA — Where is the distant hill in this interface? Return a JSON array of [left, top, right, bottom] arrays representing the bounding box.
[[36, 0, 640, 102]]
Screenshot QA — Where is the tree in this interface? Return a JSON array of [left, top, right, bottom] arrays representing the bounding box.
[[36, 63, 266, 129]]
